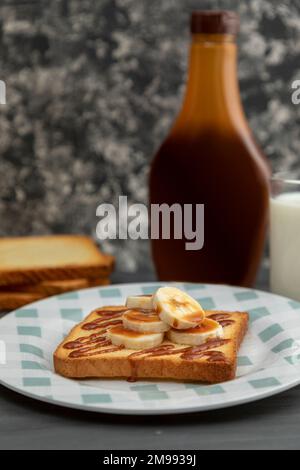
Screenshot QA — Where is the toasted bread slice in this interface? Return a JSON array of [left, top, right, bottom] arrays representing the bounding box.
[[0, 291, 45, 310], [54, 308, 248, 384], [0, 277, 110, 295], [0, 236, 114, 286], [88, 278, 110, 288]]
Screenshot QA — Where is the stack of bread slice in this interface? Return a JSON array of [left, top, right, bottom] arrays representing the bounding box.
[[0, 235, 114, 310]]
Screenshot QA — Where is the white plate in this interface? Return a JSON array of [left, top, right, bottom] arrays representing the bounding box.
[[1, 282, 300, 415]]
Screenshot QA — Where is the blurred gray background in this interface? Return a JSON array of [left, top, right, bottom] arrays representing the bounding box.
[[0, 0, 300, 274]]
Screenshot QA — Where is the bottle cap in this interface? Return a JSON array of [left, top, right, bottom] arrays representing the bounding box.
[[191, 11, 239, 35]]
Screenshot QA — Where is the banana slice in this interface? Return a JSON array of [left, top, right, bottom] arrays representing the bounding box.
[[125, 294, 153, 310], [167, 318, 223, 346], [153, 287, 205, 329], [122, 309, 170, 333], [108, 326, 164, 350]]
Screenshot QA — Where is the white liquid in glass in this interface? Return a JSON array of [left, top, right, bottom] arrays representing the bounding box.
[[270, 191, 300, 300]]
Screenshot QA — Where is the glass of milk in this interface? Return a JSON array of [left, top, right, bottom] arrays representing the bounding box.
[[270, 174, 300, 300]]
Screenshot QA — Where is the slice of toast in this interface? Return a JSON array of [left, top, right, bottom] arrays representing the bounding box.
[[0, 291, 45, 310], [54, 308, 248, 384], [0, 235, 114, 286], [0, 277, 110, 296]]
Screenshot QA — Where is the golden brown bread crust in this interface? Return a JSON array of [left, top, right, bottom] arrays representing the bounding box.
[[54, 309, 249, 384], [54, 352, 236, 383], [0, 278, 111, 310], [0, 277, 110, 295], [85, 278, 111, 288], [0, 291, 45, 309], [0, 235, 114, 286], [0, 265, 113, 287]]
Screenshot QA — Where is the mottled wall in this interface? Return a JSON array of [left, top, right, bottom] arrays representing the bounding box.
[[0, 0, 300, 273]]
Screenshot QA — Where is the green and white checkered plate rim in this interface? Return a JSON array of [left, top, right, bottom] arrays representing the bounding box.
[[1, 282, 300, 415]]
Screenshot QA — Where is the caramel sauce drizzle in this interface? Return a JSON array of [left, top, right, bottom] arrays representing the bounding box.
[[181, 349, 227, 361], [69, 338, 111, 358], [129, 344, 189, 359], [82, 308, 154, 331], [127, 338, 230, 382], [82, 318, 122, 331], [64, 307, 158, 358], [94, 307, 129, 317], [129, 338, 230, 361], [69, 344, 124, 358], [183, 311, 205, 323], [207, 313, 235, 328], [64, 309, 126, 358], [219, 320, 235, 327], [124, 309, 158, 323], [63, 306, 234, 365], [63, 330, 109, 350]]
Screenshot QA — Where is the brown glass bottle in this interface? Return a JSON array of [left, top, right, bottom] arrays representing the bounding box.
[[149, 11, 270, 287]]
